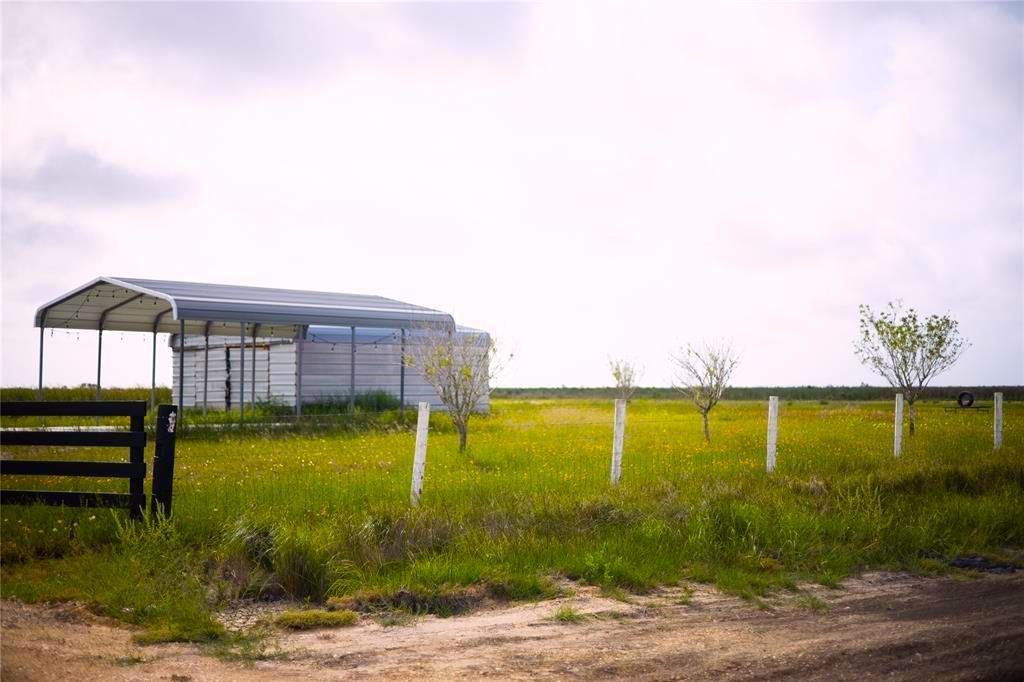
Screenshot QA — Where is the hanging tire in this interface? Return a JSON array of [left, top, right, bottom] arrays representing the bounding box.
[[957, 391, 974, 408]]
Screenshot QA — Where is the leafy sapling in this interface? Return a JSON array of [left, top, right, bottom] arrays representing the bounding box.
[[854, 302, 968, 434]]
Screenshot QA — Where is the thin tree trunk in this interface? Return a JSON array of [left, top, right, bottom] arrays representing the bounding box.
[[908, 400, 916, 435], [458, 425, 468, 453], [702, 411, 710, 443]]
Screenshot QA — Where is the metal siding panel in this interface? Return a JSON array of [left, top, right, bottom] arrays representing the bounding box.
[[270, 343, 297, 407], [170, 328, 489, 413]]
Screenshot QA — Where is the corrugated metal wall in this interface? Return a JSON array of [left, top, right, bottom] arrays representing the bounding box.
[[172, 335, 280, 410], [170, 331, 489, 412]]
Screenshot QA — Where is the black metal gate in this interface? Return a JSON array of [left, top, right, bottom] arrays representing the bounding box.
[[0, 401, 179, 518]]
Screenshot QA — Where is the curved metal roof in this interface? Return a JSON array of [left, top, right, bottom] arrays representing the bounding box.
[[34, 276, 455, 336]]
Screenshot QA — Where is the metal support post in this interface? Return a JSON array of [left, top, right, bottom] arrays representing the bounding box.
[[349, 326, 356, 412], [37, 321, 45, 399], [151, 310, 168, 413], [178, 319, 185, 421], [252, 324, 259, 406], [240, 323, 245, 426], [400, 328, 406, 412], [95, 329, 103, 400], [203, 322, 211, 415], [295, 325, 307, 418]]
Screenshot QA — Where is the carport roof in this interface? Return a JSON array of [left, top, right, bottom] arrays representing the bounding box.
[[34, 276, 455, 336]]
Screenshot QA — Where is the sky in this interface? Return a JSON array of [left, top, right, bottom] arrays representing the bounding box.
[[1, 1, 1022, 389]]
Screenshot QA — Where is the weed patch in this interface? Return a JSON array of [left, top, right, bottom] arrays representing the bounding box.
[[553, 605, 585, 623], [274, 609, 359, 630], [328, 585, 486, 617], [795, 594, 829, 612]]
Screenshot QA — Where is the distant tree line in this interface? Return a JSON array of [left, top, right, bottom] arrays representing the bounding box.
[[491, 385, 1022, 401]]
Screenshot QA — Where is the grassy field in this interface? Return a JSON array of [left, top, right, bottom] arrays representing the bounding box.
[[1, 397, 1021, 644]]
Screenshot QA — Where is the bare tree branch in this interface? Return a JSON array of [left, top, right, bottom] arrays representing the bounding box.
[[405, 322, 508, 453], [609, 357, 643, 401], [670, 340, 739, 443]]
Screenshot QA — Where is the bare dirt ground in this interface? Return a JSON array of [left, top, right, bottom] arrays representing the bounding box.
[[3, 571, 1023, 681]]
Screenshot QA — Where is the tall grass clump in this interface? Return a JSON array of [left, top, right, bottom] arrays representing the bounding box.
[[2, 512, 222, 644]]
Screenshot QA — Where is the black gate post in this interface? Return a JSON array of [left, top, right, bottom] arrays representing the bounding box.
[[151, 404, 178, 517]]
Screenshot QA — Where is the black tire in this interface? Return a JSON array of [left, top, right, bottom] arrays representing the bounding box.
[[957, 391, 974, 408]]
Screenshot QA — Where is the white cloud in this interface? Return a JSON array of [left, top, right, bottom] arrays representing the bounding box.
[[2, 2, 1021, 389]]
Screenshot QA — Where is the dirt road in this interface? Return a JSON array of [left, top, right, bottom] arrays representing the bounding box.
[[3, 572, 1023, 680]]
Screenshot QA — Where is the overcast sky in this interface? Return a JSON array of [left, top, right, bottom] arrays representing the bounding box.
[[2, 2, 1022, 389]]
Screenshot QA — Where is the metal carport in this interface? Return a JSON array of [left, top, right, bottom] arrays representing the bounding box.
[[33, 277, 454, 422]]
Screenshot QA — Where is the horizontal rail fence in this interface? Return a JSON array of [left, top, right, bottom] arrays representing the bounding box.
[[0, 401, 178, 518]]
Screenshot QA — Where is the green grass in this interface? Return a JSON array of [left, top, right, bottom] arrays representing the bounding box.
[[0, 386, 410, 431], [553, 605, 585, 623], [274, 609, 359, 630], [795, 593, 829, 612], [2, 398, 1021, 643], [0, 386, 172, 403]]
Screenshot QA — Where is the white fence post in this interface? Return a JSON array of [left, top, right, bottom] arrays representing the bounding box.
[[994, 392, 1003, 451], [611, 399, 626, 485], [894, 393, 904, 458], [410, 401, 430, 506], [766, 396, 779, 472]]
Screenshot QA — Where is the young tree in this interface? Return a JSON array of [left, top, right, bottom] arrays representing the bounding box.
[[609, 358, 643, 401], [671, 341, 739, 443], [406, 323, 507, 453], [854, 302, 968, 435]]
